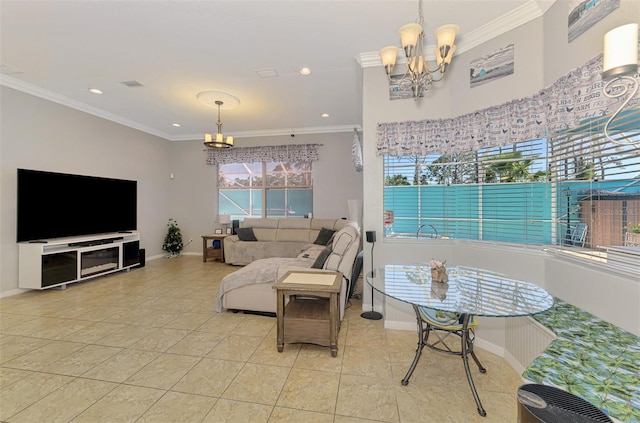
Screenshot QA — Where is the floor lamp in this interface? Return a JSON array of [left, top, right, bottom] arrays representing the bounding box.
[[361, 231, 383, 320]]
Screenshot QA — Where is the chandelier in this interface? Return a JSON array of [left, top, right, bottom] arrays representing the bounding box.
[[198, 91, 240, 149], [379, 0, 459, 100], [204, 100, 233, 148]]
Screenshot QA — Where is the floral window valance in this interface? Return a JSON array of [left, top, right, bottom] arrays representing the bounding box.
[[206, 143, 322, 165], [377, 52, 640, 156]]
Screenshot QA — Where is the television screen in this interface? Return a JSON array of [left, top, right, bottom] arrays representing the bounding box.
[[17, 169, 137, 242]]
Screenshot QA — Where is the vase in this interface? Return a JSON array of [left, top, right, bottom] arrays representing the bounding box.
[[431, 267, 448, 283], [431, 282, 449, 300], [625, 232, 640, 247]]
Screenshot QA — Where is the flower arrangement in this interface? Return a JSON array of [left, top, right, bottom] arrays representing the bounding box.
[[429, 259, 448, 283]]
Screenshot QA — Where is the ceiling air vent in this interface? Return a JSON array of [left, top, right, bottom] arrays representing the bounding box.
[[255, 69, 279, 78], [120, 80, 144, 88]]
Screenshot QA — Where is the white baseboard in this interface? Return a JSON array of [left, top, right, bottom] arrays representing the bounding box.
[[503, 350, 527, 375], [383, 320, 415, 331], [382, 318, 505, 357], [0, 288, 29, 298]]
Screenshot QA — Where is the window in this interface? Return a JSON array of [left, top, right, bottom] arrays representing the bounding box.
[[550, 107, 640, 268], [383, 106, 640, 266], [383, 138, 549, 244], [218, 160, 313, 220]]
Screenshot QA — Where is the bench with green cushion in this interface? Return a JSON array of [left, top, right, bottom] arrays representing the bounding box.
[[523, 299, 639, 422]]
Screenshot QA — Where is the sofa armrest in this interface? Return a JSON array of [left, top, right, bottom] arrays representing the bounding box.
[[224, 235, 239, 245]]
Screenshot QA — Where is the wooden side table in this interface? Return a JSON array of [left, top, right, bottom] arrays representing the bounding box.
[[272, 271, 342, 357], [201, 234, 228, 262]]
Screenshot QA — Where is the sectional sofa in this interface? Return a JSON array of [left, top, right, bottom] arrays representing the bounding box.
[[223, 217, 353, 265], [217, 218, 361, 319]]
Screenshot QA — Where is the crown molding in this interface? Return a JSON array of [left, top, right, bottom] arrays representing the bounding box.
[[3, 0, 550, 139], [357, 0, 549, 68], [461, 0, 548, 51], [2, 74, 360, 142], [173, 124, 361, 142], [0, 75, 173, 140]]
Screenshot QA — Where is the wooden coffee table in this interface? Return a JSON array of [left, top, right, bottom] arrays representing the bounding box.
[[272, 271, 342, 357]]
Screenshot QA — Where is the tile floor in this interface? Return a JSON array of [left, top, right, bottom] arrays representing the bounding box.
[[0, 256, 524, 422]]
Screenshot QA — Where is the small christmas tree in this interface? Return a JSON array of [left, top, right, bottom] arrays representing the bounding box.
[[162, 218, 183, 258]]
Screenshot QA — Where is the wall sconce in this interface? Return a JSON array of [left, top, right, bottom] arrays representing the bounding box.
[[602, 23, 639, 145]]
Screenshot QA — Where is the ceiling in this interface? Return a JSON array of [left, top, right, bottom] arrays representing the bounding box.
[[0, 1, 552, 141]]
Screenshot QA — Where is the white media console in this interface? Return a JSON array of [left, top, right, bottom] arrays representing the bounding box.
[[19, 232, 141, 289]]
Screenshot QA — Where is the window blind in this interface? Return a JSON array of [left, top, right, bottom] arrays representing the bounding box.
[[383, 137, 549, 244], [550, 106, 640, 272], [383, 106, 639, 274]]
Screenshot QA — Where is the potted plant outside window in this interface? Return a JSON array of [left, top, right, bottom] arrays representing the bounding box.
[[625, 223, 640, 247]]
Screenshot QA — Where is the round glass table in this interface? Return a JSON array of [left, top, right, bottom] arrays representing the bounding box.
[[367, 264, 554, 417]]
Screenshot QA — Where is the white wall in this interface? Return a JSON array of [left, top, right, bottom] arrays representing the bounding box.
[[0, 86, 173, 295], [543, 0, 640, 85], [449, 18, 545, 116], [167, 132, 363, 255], [0, 87, 364, 294], [361, 2, 640, 340]]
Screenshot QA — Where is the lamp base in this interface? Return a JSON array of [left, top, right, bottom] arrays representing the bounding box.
[[361, 310, 383, 320]]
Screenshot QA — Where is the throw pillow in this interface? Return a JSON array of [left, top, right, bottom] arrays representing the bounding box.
[[311, 246, 332, 269], [236, 227, 258, 241], [314, 227, 336, 245]]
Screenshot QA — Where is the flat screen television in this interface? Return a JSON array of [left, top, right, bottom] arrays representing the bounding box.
[[17, 169, 137, 242]]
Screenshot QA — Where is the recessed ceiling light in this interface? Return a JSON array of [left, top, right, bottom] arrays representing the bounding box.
[[172, 123, 181, 127], [299, 67, 312, 75], [321, 113, 330, 118], [88, 88, 103, 94]]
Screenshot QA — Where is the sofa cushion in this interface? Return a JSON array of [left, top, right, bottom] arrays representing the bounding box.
[[311, 246, 332, 268], [252, 228, 277, 241], [237, 227, 258, 241], [314, 228, 336, 245], [241, 218, 279, 229], [277, 219, 312, 229], [276, 228, 312, 242], [297, 244, 325, 259], [310, 219, 340, 230]]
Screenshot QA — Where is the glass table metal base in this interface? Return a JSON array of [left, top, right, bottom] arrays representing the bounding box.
[[367, 265, 554, 418], [401, 306, 488, 417]]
